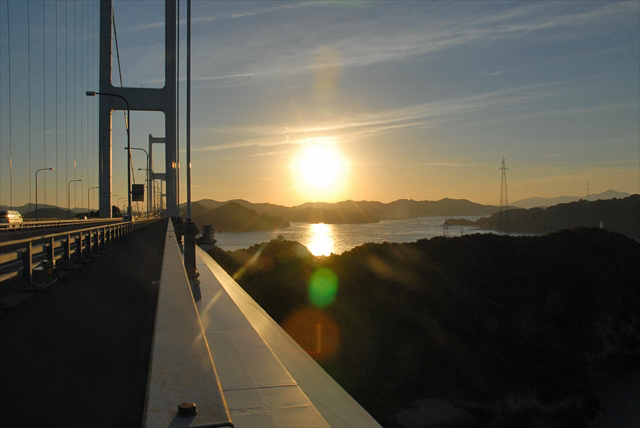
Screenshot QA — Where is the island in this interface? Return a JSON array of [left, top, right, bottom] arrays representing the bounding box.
[[191, 201, 290, 232]]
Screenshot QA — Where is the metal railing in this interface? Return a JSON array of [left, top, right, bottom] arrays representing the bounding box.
[[0, 219, 156, 290]]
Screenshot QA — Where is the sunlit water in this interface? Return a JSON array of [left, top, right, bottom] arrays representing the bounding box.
[[213, 216, 492, 256]]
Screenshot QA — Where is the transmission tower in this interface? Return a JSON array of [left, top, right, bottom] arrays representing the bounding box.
[[586, 180, 590, 201], [499, 157, 509, 234]]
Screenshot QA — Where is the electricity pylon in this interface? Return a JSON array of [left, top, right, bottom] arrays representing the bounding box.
[[499, 158, 509, 234]]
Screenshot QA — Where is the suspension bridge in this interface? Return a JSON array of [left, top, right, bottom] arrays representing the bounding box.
[[0, 1, 380, 426]]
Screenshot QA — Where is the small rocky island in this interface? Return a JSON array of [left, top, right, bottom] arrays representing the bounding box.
[[191, 201, 290, 232]]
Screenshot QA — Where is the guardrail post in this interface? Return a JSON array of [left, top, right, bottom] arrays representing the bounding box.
[[22, 242, 33, 285], [47, 237, 55, 265], [74, 234, 82, 264], [64, 234, 72, 269]]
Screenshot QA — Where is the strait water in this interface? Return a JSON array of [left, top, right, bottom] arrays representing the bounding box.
[[213, 216, 489, 256]]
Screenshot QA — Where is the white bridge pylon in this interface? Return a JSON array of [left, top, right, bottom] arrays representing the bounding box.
[[98, 0, 178, 218]]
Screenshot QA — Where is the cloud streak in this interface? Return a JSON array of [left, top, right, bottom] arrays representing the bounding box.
[[195, 82, 568, 152], [189, 1, 638, 83]]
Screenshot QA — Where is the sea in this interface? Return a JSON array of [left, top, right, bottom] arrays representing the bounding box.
[[213, 215, 492, 256]]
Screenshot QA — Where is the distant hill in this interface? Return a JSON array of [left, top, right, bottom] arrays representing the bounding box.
[[512, 190, 630, 209], [189, 197, 499, 223], [22, 207, 74, 220], [191, 201, 290, 232], [475, 194, 640, 238], [1, 203, 88, 216]]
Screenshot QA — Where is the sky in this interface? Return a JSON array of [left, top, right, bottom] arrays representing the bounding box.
[[1, 1, 639, 210]]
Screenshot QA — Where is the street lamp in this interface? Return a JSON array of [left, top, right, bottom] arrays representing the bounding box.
[[88, 186, 98, 215], [35, 167, 54, 221], [128, 147, 150, 218], [137, 167, 151, 218], [86, 90, 131, 219], [68, 179, 82, 218]]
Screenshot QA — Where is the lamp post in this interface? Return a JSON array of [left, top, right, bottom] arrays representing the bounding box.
[[88, 186, 98, 215], [128, 147, 149, 218], [86, 91, 131, 219], [137, 167, 152, 218], [35, 167, 54, 221], [68, 179, 82, 218]]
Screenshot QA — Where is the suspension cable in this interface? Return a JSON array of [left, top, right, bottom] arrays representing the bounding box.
[[111, 7, 127, 127], [43, 0, 47, 205], [73, 1, 77, 209], [55, 0, 59, 208], [6, 0, 13, 209], [65, 0, 68, 212], [80, 1, 84, 211], [28, 1, 32, 211]]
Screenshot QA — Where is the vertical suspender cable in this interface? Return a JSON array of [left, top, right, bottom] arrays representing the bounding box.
[[91, 0, 95, 199], [177, 0, 180, 206], [1, 1, 3, 207], [187, 0, 191, 220], [73, 1, 76, 210], [90, 4, 94, 208], [55, 0, 59, 208], [65, 1, 68, 212], [80, 2, 86, 211], [6, 0, 13, 209], [28, 1, 32, 211], [43, 0, 47, 205]]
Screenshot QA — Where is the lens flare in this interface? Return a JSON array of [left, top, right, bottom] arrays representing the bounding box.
[[282, 307, 340, 362], [309, 267, 338, 308]]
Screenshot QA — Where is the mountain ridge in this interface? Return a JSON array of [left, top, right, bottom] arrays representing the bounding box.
[[511, 190, 630, 209]]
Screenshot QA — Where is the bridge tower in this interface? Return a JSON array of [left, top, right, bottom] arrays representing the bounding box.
[[499, 157, 509, 234], [97, 0, 179, 218]]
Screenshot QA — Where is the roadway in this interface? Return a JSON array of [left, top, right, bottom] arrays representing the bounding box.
[[0, 219, 166, 427]]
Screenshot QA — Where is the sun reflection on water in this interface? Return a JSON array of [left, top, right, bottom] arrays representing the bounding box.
[[305, 223, 335, 256]]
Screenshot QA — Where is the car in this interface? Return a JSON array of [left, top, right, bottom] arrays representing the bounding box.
[[0, 210, 23, 224], [122, 215, 135, 223]]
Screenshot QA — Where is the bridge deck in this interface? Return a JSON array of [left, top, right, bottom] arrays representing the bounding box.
[[0, 219, 167, 427]]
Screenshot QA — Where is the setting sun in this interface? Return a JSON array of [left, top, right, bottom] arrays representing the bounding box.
[[291, 139, 349, 200]]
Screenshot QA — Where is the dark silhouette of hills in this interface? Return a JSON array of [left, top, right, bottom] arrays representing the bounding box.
[[22, 207, 71, 220], [475, 194, 640, 238], [0, 203, 86, 215], [191, 201, 290, 232], [188, 197, 498, 224], [512, 190, 630, 209], [207, 228, 640, 427]]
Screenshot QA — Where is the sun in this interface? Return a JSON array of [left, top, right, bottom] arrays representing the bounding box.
[[291, 139, 349, 201]]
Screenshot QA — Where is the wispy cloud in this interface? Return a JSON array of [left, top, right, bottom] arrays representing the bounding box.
[[195, 82, 564, 152], [189, 1, 638, 82]]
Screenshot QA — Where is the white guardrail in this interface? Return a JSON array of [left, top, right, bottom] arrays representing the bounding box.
[[143, 220, 233, 428], [0, 219, 156, 287]]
